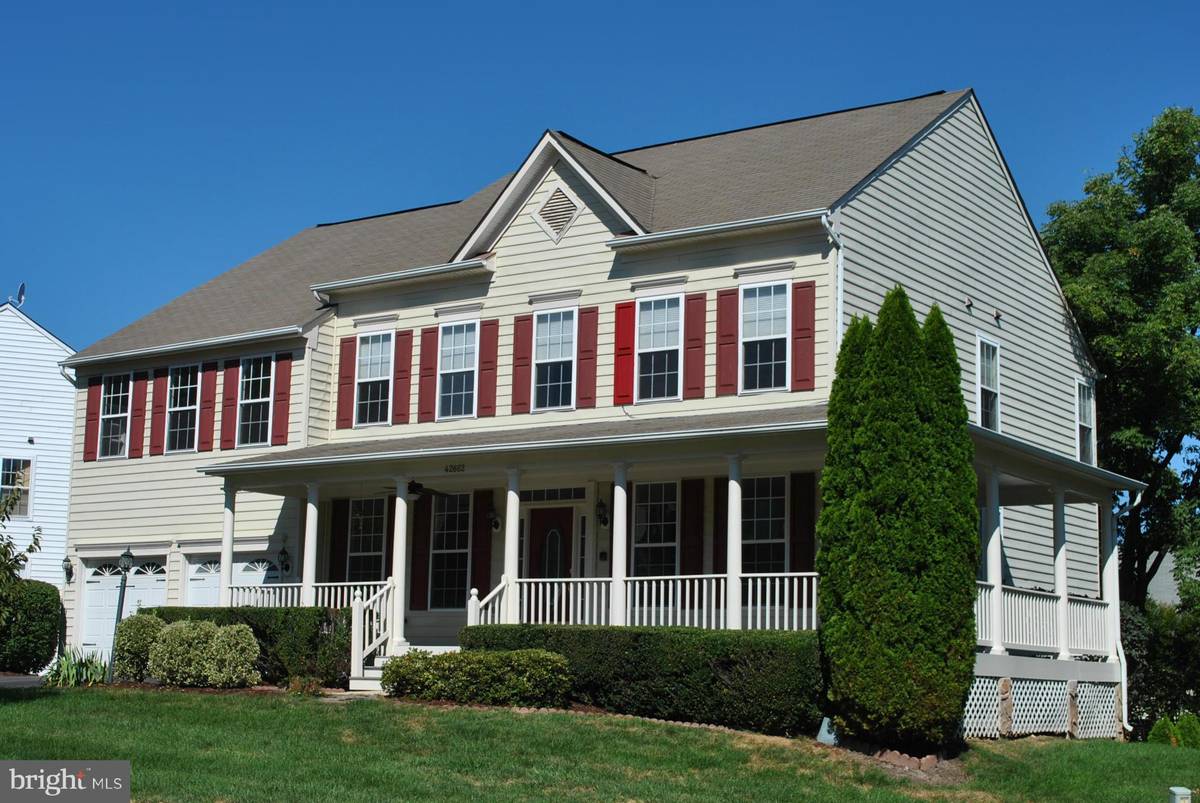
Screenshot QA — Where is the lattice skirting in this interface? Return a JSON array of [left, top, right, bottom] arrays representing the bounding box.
[[961, 677, 1118, 740], [961, 677, 1001, 739], [1076, 682, 1119, 739]]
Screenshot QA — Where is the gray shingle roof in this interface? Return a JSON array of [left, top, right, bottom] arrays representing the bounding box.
[[74, 90, 968, 364]]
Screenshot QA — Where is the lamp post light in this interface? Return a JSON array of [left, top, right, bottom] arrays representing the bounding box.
[[106, 547, 135, 682]]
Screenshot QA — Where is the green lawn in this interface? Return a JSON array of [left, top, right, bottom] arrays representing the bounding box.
[[0, 687, 1194, 802]]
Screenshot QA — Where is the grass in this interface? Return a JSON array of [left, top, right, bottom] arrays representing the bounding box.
[[0, 687, 1194, 802]]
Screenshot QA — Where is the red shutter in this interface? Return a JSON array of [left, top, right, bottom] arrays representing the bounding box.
[[613, 301, 636, 405], [790, 473, 817, 572], [716, 289, 739, 396], [478, 319, 499, 417], [471, 489, 493, 592], [271, 352, 292, 446], [511, 315, 533, 414], [683, 293, 707, 400], [149, 368, 168, 456], [792, 280, 816, 392], [219, 360, 239, 450], [680, 478, 705, 575], [417, 327, 439, 423], [82, 376, 102, 462], [128, 372, 148, 459], [328, 499, 349, 583], [576, 306, 599, 409], [713, 476, 727, 573], [336, 336, 356, 429], [197, 362, 217, 452], [410, 494, 432, 610], [392, 330, 413, 425]]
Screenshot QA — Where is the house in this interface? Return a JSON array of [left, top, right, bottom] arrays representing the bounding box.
[[0, 300, 75, 585], [60, 89, 1143, 737]]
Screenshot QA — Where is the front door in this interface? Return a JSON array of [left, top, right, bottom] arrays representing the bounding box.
[[528, 507, 574, 579]]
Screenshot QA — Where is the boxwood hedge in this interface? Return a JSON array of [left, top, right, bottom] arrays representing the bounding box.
[[382, 648, 570, 708], [0, 579, 63, 674]]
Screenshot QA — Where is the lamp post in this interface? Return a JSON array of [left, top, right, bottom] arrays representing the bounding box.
[[106, 547, 134, 682]]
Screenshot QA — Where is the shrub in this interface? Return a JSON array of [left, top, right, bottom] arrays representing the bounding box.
[[144, 606, 350, 687], [382, 648, 570, 708], [286, 676, 324, 696], [149, 620, 219, 686], [1176, 712, 1200, 749], [112, 614, 165, 682], [460, 625, 823, 736], [1148, 716, 1180, 746], [206, 623, 261, 688], [0, 579, 63, 673], [44, 648, 107, 687], [1124, 601, 1200, 738]]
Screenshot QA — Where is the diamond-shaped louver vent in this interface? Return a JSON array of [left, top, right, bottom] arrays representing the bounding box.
[[538, 188, 578, 240]]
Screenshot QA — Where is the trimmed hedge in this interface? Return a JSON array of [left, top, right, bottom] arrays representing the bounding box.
[[382, 649, 570, 708], [112, 614, 165, 682], [460, 625, 822, 736], [0, 579, 63, 673], [147, 620, 261, 688], [143, 606, 349, 687]]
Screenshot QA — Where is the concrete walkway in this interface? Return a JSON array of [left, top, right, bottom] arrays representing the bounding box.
[[0, 674, 42, 689]]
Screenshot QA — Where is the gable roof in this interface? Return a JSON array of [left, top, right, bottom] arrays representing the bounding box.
[[0, 302, 74, 355], [71, 89, 968, 366]]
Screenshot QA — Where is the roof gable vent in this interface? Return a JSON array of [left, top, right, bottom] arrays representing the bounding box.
[[536, 186, 580, 242]]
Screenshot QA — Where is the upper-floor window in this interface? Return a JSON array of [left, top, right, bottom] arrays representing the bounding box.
[[238, 356, 273, 446], [99, 374, 132, 458], [741, 283, 789, 393], [632, 481, 678, 576], [438, 322, 477, 420], [355, 332, 393, 426], [347, 497, 387, 581], [742, 476, 787, 573], [977, 337, 1000, 432], [1077, 380, 1096, 464], [166, 365, 199, 453], [636, 296, 681, 402], [430, 492, 471, 608], [0, 458, 31, 517], [534, 308, 575, 410]]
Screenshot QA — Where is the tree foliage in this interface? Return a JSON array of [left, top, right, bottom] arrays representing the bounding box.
[[1041, 107, 1200, 606]]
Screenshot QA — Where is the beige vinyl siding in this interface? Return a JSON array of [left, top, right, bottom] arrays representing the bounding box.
[[307, 319, 335, 445], [839, 97, 1099, 596]]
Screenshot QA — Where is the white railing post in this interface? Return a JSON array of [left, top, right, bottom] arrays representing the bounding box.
[[984, 468, 1006, 654], [726, 456, 743, 630], [1053, 489, 1071, 659], [391, 477, 409, 650], [1101, 504, 1120, 661], [467, 588, 480, 626], [219, 486, 236, 606], [350, 589, 364, 678], [611, 464, 629, 626], [301, 482, 319, 606]]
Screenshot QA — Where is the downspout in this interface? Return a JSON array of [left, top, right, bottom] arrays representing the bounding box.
[[1113, 489, 1142, 733], [820, 212, 845, 354]]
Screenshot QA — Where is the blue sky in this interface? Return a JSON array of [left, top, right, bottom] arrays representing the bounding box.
[[1, 0, 1197, 350]]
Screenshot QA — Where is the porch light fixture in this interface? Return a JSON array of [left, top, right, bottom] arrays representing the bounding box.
[[487, 506, 501, 532], [61, 555, 73, 584], [596, 498, 609, 528], [277, 546, 292, 575]]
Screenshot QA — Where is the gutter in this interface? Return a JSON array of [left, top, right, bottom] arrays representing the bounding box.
[[605, 209, 828, 250], [969, 425, 1147, 492], [309, 258, 490, 294], [62, 325, 305, 368], [820, 212, 845, 354]]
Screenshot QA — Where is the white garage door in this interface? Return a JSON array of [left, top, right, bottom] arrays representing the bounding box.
[[81, 560, 168, 660], [186, 557, 282, 607]]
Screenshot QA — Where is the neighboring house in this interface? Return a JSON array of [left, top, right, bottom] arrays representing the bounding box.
[[0, 301, 75, 585], [61, 89, 1143, 737], [1147, 552, 1181, 606]]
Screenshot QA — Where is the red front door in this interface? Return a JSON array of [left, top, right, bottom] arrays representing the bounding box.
[[528, 507, 574, 579]]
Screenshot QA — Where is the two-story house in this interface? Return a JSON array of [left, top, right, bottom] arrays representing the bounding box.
[[61, 89, 1142, 737]]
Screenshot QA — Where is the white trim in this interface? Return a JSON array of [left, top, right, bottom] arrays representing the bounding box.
[[435, 319, 480, 421], [346, 497, 389, 582], [97, 372, 133, 460], [532, 181, 584, 244], [528, 289, 582, 309], [531, 306, 578, 413], [353, 313, 400, 330], [733, 261, 795, 283], [1075, 377, 1097, 465], [309, 259, 490, 294], [737, 280, 792, 396], [428, 491, 473, 610], [353, 330, 394, 428], [631, 275, 688, 295], [62, 326, 303, 368], [235, 353, 275, 448], [434, 302, 485, 322], [630, 480, 681, 576], [634, 293, 684, 405], [0, 455, 35, 520], [975, 333, 1002, 434], [605, 209, 828, 250], [164, 363, 201, 454], [0, 303, 74, 355]]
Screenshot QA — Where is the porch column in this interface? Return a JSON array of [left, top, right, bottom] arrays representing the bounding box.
[[726, 456, 743, 630], [219, 485, 236, 606], [1053, 488, 1071, 660], [390, 477, 409, 650], [1101, 501, 1120, 661], [301, 482, 319, 606], [984, 468, 1006, 654], [610, 463, 628, 626], [503, 469, 521, 624]]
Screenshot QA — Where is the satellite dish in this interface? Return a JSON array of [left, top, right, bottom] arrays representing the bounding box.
[[15, 282, 26, 308]]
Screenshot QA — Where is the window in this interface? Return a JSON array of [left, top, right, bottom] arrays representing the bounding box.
[[166, 365, 199, 452], [430, 493, 471, 608], [355, 332, 393, 426], [237, 356, 273, 446], [977, 338, 1000, 431], [740, 283, 789, 392], [636, 296, 682, 402], [742, 476, 787, 573], [347, 498, 387, 582], [437, 322, 477, 419], [98, 374, 132, 458], [632, 482, 678, 576], [0, 459, 31, 517], [533, 309, 576, 410], [1077, 380, 1096, 464]]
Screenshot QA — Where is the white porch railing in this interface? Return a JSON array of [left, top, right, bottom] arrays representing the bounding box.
[[975, 581, 993, 645], [229, 583, 302, 607], [315, 581, 387, 609], [350, 579, 393, 679], [1003, 586, 1059, 652], [742, 572, 819, 631], [1068, 596, 1109, 654], [517, 578, 612, 625], [467, 576, 507, 626], [626, 575, 726, 629]]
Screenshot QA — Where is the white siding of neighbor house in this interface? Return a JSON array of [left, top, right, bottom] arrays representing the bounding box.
[[838, 97, 1099, 596], [0, 305, 75, 586]]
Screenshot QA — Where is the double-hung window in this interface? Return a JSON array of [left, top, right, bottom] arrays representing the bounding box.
[[742, 476, 787, 573], [636, 296, 682, 402], [977, 337, 1000, 432], [534, 309, 575, 410], [237, 356, 273, 446], [166, 365, 199, 452], [347, 498, 387, 582], [0, 458, 32, 517], [1076, 380, 1096, 464], [98, 374, 132, 458], [438, 322, 477, 419], [632, 481, 678, 576], [740, 283, 789, 392], [429, 493, 471, 608], [355, 332, 393, 426]]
